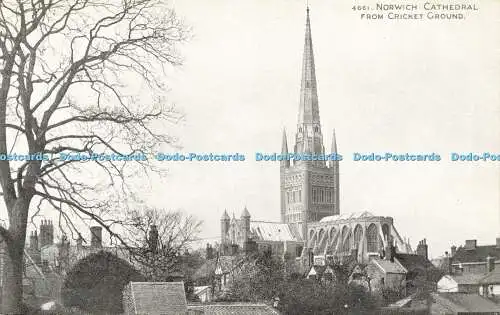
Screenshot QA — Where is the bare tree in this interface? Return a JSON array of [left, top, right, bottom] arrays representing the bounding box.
[[0, 0, 188, 312], [124, 207, 202, 281]]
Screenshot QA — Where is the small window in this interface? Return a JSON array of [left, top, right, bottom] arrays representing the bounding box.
[[299, 127, 303, 133], [314, 126, 319, 132]]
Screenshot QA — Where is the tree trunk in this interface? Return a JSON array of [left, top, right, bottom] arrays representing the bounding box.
[[2, 199, 30, 314], [2, 243, 24, 314]]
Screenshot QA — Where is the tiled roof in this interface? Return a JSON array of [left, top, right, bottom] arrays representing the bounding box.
[[372, 258, 406, 274], [127, 282, 187, 315], [395, 254, 434, 270], [435, 293, 500, 313], [387, 292, 500, 313], [319, 211, 375, 223], [188, 303, 280, 315], [250, 221, 301, 242], [448, 273, 485, 285], [453, 245, 500, 263], [480, 268, 500, 284]]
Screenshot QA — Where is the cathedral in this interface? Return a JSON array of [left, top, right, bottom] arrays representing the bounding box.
[[220, 8, 411, 264]]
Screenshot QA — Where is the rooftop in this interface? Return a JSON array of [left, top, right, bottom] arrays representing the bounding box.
[[453, 244, 500, 264], [125, 282, 187, 315], [319, 211, 377, 223], [188, 303, 280, 315], [250, 221, 302, 242]]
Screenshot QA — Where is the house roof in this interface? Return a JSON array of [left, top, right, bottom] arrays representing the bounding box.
[[480, 268, 500, 284], [127, 282, 187, 315], [453, 245, 500, 264], [435, 293, 500, 313], [395, 253, 435, 271], [445, 273, 485, 285], [194, 286, 210, 295], [387, 292, 500, 313], [188, 303, 280, 314], [250, 221, 302, 242], [372, 258, 406, 274]]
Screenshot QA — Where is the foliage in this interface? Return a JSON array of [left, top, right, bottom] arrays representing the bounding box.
[[61, 251, 144, 314], [124, 207, 202, 281], [225, 252, 379, 314], [0, 0, 188, 311]]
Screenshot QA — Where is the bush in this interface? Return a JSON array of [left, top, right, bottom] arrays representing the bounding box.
[[61, 251, 144, 314]]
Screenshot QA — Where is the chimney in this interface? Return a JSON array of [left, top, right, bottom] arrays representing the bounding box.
[[417, 239, 428, 260], [464, 239, 477, 250], [496, 238, 500, 248], [148, 225, 159, 254], [39, 219, 54, 248], [30, 231, 38, 250], [90, 226, 102, 248], [76, 234, 83, 250], [451, 245, 457, 257], [206, 243, 214, 260], [486, 256, 495, 273], [385, 236, 394, 261]]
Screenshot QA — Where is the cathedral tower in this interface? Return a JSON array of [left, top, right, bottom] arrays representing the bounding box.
[[280, 7, 340, 239]]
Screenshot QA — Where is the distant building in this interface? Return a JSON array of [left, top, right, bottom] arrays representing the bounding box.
[[193, 286, 213, 303], [448, 238, 500, 274], [350, 239, 440, 294], [220, 7, 411, 266], [437, 274, 484, 293]]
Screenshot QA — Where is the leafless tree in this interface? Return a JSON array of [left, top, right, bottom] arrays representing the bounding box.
[[0, 0, 188, 312], [124, 207, 202, 281]]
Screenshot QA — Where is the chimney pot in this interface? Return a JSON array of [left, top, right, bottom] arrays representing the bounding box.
[[465, 240, 477, 250]]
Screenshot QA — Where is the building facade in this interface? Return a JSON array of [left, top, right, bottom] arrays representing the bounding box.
[[220, 8, 411, 264]]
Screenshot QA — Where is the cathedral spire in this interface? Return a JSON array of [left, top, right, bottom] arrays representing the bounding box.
[[281, 128, 290, 168], [297, 7, 320, 126]]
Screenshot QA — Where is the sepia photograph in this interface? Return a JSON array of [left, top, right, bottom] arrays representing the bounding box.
[[0, 0, 499, 314]]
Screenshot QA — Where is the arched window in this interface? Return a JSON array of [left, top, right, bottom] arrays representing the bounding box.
[[353, 225, 363, 250], [366, 224, 379, 252], [382, 224, 390, 243], [341, 226, 351, 253]]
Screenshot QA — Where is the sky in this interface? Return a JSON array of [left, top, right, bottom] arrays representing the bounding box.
[[2, 0, 499, 260], [144, 0, 500, 258]]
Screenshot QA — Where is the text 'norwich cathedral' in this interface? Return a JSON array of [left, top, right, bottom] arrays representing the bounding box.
[[220, 8, 412, 265]]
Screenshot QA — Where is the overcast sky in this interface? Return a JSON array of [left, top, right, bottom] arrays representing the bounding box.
[[142, 0, 500, 258], [4, 0, 499, 259]]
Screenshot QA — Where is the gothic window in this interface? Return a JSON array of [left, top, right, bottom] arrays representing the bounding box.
[[366, 224, 379, 253], [314, 126, 319, 132], [341, 226, 351, 253], [299, 127, 303, 133], [353, 225, 363, 250]]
